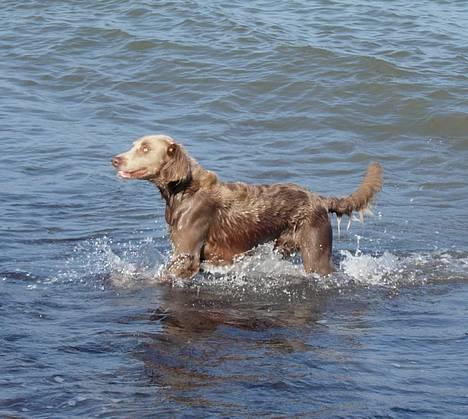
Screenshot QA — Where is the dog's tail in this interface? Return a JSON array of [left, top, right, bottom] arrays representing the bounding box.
[[323, 162, 383, 234]]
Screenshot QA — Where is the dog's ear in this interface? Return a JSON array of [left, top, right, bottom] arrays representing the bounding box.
[[160, 143, 192, 186]]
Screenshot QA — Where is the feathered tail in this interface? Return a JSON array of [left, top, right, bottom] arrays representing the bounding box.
[[323, 162, 383, 235]]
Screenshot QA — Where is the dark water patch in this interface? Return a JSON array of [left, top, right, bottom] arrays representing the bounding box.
[[1, 270, 44, 282]]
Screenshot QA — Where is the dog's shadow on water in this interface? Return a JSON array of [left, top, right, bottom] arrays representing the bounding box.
[[133, 282, 369, 402]]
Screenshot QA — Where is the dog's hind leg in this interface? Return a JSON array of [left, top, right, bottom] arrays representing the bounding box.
[[274, 232, 297, 259], [298, 209, 334, 275]]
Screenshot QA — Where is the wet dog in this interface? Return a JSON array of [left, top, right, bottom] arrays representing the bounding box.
[[112, 135, 382, 279]]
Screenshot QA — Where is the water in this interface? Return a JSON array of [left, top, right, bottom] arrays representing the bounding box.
[[1, 0, 468, 416]]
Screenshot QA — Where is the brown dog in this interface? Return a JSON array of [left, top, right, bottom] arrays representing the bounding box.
[[112, 135, 382, 279]]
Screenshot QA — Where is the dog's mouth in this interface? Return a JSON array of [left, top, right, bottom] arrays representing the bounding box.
[[118, 168, 148, 179]]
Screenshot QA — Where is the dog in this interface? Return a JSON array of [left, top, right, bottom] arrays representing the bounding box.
[[112, 135, 382, 279]]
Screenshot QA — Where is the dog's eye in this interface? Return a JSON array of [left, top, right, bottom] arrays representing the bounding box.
[[142, 145, 150, 153]]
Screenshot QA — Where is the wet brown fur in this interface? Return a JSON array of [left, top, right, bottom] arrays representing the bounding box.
[[112, 137, 383, 279]]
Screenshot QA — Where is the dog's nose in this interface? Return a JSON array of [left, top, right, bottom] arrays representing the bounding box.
[[112, 156, 122, 168]]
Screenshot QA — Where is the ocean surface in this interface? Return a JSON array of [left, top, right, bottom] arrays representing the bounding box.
[[1, 1, 468, 417]]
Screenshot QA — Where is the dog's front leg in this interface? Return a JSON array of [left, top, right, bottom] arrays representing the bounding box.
[[162, 209, 211, 280], [166, 253, 200, 279]]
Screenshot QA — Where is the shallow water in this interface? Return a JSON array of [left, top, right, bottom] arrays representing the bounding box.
[[1, 1, 468, 417]]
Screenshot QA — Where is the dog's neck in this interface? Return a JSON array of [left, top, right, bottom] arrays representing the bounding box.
[[151, 160, 218, 205]]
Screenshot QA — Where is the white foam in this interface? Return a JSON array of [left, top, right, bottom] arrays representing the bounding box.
[[339, 250, 403, 286]]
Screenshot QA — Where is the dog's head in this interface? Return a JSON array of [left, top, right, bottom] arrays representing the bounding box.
[[112, 135, 191, 186]]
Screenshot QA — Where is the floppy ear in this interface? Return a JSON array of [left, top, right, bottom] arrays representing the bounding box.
[[160, 143, 192, 186]]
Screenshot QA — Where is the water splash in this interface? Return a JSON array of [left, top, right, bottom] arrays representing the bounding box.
[[52, 237, 468, 292], [339, 249, 468, 288], [53, 236, 167, 288], [199, 243, 468, 293], [198, 243, 309, 293], [339, 250, 410, 286]]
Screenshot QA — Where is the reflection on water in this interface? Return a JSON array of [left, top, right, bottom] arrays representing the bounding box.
[[129, 282, 468, 416], [138, 285, 329, 407]]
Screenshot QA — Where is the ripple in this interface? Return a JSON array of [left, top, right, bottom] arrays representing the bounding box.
[[125, 39, 157, 51]]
